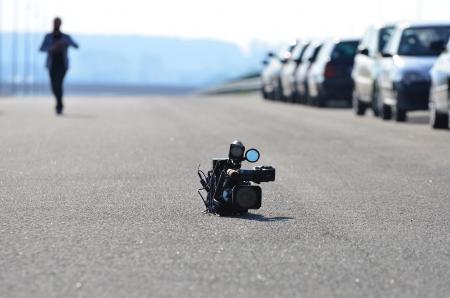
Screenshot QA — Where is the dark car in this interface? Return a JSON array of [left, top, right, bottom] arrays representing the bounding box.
[[307, 39, 359, 107], [294, 42, 323, 104], [280, 42, 310, 102], [378, 23, 450, 122], [352, 24, 395, 116], [429, 38, 450, 129]]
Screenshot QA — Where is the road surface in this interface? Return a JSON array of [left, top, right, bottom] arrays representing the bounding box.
[[1, 94, 450, 297]]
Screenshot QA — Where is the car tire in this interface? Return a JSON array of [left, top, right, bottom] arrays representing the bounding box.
[[262, 89, 268, 99], [380, 104, 392, 120], [430, 106, 449, 129], [394, 107, 407, 122], [352, 91, 366, 116], [376, 85, 391, 120], [316, 95, 327, 108], [274, 86, 282, 101], [371, 86, 380, 117], [292, 91, 299, 103]]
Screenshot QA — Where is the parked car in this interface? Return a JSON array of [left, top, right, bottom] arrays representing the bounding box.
[[377, 22, 450, 122], [261, 42, 297, 100], [429, 38, 450, 129], [295, 42, 323, 103], [261, 52, 280, 99], [352, 24, 395, 116], [261, 52, 276, 99], [280, 42, 310, 102], [307, 39, 359, 107], [272, 51, 293, 101]]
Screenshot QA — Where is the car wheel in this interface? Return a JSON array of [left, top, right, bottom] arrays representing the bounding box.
[[316, 95, 327, 108], [430, 105, 449, 129], [262, 89, 268, 99], [371, 86, 380, 117], [376, 86, 391, 120], [352, 91, 366, 116], [394, 107, 407, 122], [380, 104, 392, 120], [292, 91, 299, 103], [273, 86, 281, 101]]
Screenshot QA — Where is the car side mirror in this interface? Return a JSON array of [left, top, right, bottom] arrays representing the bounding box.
[[381, 52, 393, 58], [359, 48, 369, 56], [430, 40, 447, 54]]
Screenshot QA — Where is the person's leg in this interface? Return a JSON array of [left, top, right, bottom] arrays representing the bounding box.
[[55, 68, 67, 113], [50, 66, 66, 114], [49, 68, 59, 108]]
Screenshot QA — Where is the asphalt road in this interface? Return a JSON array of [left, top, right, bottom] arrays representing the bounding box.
[[1, 94, 450, 298]]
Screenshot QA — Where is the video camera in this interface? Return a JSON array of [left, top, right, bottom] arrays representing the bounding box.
[[197, 140, 276, 215]]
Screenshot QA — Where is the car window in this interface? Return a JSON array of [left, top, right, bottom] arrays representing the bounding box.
[[378, 26, 395, 52], [301, 45, 317, 62], [331, 41, 359, 60], [310, 45, 323, 62], [398, 26, 450, 56], [297, 44, 310, 61], [291, 43, 305, 60], [316, 42, 334, 63]]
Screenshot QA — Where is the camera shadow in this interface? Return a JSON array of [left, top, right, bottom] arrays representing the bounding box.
[[236, 213, 293, 222]]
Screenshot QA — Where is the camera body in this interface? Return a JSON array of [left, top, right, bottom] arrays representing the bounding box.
[[198, 141, 276, 215]]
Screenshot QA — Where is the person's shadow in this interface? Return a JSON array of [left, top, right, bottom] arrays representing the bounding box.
[[62, 113, 96, 119], [233, 213, 293, 222]]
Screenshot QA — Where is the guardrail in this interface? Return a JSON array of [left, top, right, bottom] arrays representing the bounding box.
[[201, 77, 261, 95]]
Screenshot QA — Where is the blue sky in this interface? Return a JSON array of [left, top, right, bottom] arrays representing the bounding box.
[[1, 0, 449, 47]]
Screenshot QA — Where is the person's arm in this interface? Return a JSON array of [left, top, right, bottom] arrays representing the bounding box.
[[67, 35, 79, 49], [39, 35, 52, 52]]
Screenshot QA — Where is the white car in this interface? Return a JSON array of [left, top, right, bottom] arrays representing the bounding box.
[[429, 38, 450, 129], [378, 22, 450, 122]]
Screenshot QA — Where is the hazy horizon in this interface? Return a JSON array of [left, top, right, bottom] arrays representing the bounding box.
[[0, 32, 269, 92]]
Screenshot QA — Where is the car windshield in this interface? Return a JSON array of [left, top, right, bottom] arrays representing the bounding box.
[[310, 45, 323, 62], [379, 26, 394, 52], [398, 26, 450, 56], [331, 41, 359, 60], [297, 44, 310, 61], [291, 44, 305, 60]]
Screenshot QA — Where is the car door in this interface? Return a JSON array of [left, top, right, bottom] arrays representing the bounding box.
[[353, 27, 375, 102], [378, 27, 401, 105]]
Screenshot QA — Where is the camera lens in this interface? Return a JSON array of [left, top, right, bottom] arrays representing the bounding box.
[[233, 186, 261, 210]]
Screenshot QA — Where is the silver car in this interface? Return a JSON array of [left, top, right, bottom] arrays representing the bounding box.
[[261, 42, 297, 100], [378, 22, 450, 122], [280, 42, 309, 102], [352, 24, 394, 116], [429, 38, 450, 129], [294, 42, 323, 104], [261, 52, 279, 99]]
